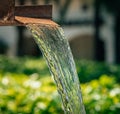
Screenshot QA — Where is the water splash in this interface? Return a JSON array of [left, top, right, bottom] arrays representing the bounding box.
[[27, 24, 86, 114]]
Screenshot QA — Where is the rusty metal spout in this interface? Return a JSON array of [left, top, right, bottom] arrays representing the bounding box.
[[0, 0, 57, 26]]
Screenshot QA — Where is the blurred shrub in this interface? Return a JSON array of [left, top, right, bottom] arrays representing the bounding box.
[[0, 56, 120, 113], [1, 56, 120, 83], [81, 75, 120, 114], [0, 56, 49, 75], [76, 60, 120, 83], [0, 73, 63, 114], [0, 74, 119, 114]]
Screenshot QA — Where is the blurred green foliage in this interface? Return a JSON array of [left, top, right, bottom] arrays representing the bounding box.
[[0, 56, 120, 114], [81, 75, 120, 114], [0, 73, 63, 114], [0, 56, 49, 75], [76, 60, 120, 83]]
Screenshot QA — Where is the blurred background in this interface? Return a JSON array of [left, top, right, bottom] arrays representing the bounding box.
[[0, 0, 120, 114], [0, 0, 120, 64]]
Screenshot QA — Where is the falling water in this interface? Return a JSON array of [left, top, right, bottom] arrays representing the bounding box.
[[27, 24, 86, 114]]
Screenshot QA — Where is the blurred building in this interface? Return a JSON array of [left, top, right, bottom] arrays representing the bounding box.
[[0, 0, 116, 63]]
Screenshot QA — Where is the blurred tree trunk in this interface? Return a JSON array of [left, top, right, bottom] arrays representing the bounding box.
[[59, 0, 72, 24], [115, 13, 120, 63], [43, 0, 72, 24], [31, 0, 37, 4], [18, 0, 25, 5], [17, 26, 25, 56], [97, 0, 120, 63], [17, 0, 25, 56], [52, 0, 72, 24], [94, 0, 104, 61], [44, 0, 50, 4]]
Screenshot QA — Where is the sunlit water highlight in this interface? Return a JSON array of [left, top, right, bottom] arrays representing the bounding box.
[[27, 24, 86, 114]]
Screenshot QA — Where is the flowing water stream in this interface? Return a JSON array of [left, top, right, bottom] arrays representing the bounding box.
[[27, 24, 86, 114]]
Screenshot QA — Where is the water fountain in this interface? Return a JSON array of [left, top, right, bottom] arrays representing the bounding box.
[[0, 1, 86, 114]]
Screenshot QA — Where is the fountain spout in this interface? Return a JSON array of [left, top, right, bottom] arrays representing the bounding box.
[[0, 0, 57, 26], [0, 1, 86, 113]]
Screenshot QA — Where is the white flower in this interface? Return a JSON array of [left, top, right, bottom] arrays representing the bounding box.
[[2, 77, 9, 85]]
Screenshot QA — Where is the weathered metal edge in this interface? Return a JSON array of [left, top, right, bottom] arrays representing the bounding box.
[[0, 5, 52, 26]]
